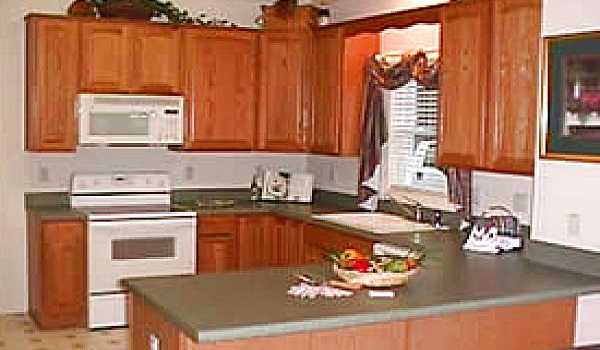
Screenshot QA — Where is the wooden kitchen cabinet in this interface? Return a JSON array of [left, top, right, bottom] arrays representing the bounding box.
[[182, 29, 259, 150], [238, 215, 304, 269], [258, 32, 310, 151], [303, 224, 373, 264], [26, 16, 80, 152], [312, 29, 380, 156], [238, 215, 268, 270], [197, 216, 239, 273], [438, 0, 540, 174], [81, 21, 181, 94], [438, 0, 491, 169], [485, 0, 540, 175], [28, 215, 87, 329], [312, 27, 344, 154], [129, 24, 182, 93], [81, 22, 130, 92]]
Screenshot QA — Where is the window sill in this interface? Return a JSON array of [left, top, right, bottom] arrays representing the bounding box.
[[388, 186, 458, 212]]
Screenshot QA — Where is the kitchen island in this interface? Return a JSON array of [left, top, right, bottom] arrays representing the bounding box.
[[126, 233, 600, 350]]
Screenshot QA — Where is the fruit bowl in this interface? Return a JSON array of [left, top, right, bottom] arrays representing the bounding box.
[[329, 248, 424, 288], [333, 264, 416, 287]]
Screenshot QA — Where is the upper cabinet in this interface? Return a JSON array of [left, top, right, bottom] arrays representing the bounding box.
[[438, 0, 540, 174], [26, 17, 80, 152], [81, 22, 181, 94], [129, 25, 182, 93], [486, 0, 540, 174], [81, 22, 130, 92], [259, 32, 308, 151], [257, 6, 317, 152], [182, 29, 258, 150], [312, 27, 344, 155], [438, 0, 491, 169]]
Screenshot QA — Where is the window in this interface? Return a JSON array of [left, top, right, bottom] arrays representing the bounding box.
[[384, 75, 448, 195]]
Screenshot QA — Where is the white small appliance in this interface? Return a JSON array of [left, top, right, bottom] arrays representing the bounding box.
[[71, 172, 196, 329], [260, 169, 313, 203], [77, 94, 184, 146]]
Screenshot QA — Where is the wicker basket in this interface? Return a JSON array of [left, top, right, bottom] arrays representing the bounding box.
[[333, 264, 416, 288]]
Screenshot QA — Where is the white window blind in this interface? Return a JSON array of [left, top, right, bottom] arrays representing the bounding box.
[[385, 78, 447, 194]]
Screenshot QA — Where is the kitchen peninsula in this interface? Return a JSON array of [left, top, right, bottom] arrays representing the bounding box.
[[126, 231, 600, 350]]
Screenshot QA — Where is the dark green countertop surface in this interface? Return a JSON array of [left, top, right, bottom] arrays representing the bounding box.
[[125, 233, 600, 343]]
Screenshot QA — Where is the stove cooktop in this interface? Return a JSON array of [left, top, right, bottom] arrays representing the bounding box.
[[78, 205, 197, 220]]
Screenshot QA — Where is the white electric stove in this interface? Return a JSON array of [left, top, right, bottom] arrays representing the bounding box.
[[71, 172, 197, 329]]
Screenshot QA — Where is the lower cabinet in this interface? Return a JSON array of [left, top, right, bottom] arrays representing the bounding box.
[[197, 216, 239, 273], [199, 215, 306, 273], [27, 214, 87, 329]]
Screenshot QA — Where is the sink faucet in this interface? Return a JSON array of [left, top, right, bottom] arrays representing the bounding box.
[[391, 195, 424, 222]]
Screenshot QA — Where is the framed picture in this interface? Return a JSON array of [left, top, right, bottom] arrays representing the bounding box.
[[545, 32, 600, 160]]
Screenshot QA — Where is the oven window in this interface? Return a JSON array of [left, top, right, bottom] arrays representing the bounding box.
[[112, 237, 175, 260], [90, 112, 150, 136]]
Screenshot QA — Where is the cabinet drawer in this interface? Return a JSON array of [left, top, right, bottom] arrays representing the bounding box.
[[198, 216, 239, 236]]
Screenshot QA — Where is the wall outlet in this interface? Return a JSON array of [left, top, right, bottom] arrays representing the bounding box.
[[328, 165, 335, 182], [567, 213, 581, 237], [185, 166, 194, 181], [512, 192, 529, 215], [38, 166, 49, 183]]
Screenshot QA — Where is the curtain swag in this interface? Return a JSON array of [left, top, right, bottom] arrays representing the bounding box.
[[358, 51, 471, 216]]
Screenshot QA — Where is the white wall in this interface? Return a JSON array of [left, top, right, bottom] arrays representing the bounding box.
[[542, 0, 600, 36], [532, 0, 600, 252], [306, 155, 358, 195], [381, 24, 440, 54], [328, 0, 449, 23], [471, 171, 533, 225], [25, 149, 307, 192], [0, 0, 290, 314]]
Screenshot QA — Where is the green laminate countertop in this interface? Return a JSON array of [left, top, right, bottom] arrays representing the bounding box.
[[125, 232, 600, 344]]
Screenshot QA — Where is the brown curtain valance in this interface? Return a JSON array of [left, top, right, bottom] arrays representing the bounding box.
[[359, 51, 471, 217]]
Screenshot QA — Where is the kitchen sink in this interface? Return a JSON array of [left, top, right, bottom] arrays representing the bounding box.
[[312, 212, 436, 234]]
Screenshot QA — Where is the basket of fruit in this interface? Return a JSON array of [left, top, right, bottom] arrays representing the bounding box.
[[328, 248, 424, 288]]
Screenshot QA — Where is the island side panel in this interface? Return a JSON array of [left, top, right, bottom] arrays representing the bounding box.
[[130, 293, 576, 350], [407, 298, 576, 350]]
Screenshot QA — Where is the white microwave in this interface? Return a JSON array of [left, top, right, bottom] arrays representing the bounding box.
[[77, 94, 184, 146]]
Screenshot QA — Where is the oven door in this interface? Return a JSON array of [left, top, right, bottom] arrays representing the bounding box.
[[88, 218, 196, 293]]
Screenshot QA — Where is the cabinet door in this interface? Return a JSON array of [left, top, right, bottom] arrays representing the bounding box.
[[183, 29, 258, 150], [279, 219, 304, 266], [438, 0, 492, 168], [312, 28, 343, 155], [197, 235, 238, 273], [130, 25, 182, 94], [486, 0, 540, 175], [197, 216, 239, 273], [259, 33, 307, 151], [238, 216, 268, 270], [40, 221, 87, 328], [26, 17, 79, 152], [81, 22, 130, 92]]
